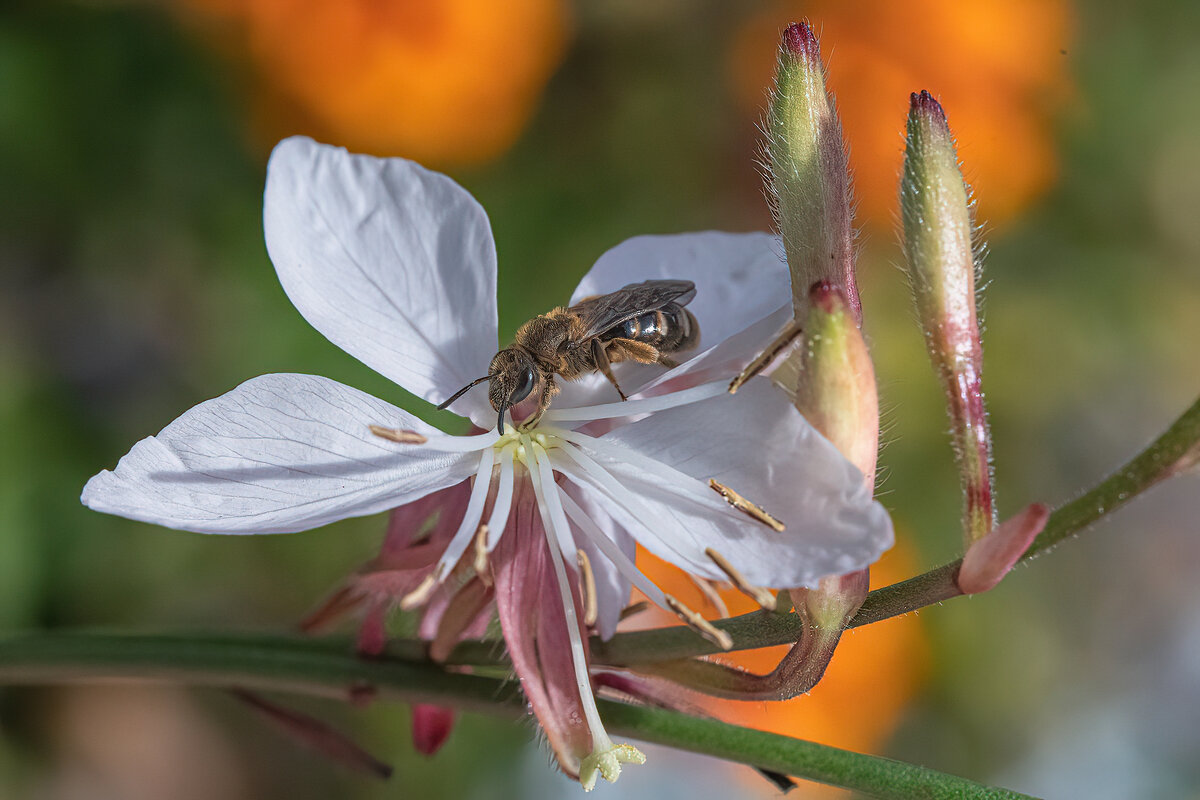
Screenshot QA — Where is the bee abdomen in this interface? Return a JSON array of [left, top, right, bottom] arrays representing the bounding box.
[[603, 303, 698, 353]]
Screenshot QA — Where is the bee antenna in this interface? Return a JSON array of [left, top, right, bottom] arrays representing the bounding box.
[[436, 375, 493, 411]]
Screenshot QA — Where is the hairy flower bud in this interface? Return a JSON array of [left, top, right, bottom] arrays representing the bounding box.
[[958, 503, 1049, 595], [777, 281, 878, 629], [768, 21, 859, 323], [900, 90, 996, 546], [790, 281, 880, 485]]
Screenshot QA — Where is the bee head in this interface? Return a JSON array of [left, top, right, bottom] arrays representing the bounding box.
[[488, 348, 540, 431]]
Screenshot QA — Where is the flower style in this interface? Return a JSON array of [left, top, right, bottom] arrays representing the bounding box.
[[81, 136, 893, 789]]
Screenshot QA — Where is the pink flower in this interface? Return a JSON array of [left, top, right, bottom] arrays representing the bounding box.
[[82, 137, 893, 789]]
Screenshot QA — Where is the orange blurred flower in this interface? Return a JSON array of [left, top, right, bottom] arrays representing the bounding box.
[[731, 0, 1073, 227], [636, 537, 928, 773], [184, 0, 568, 165]]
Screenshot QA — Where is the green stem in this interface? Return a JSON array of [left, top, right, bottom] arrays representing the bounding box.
[[0, 631, 1035, 800]]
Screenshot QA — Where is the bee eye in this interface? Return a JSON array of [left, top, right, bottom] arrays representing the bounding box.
[[509, 365, 536, 405]]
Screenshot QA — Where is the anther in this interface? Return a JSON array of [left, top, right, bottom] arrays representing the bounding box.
[[369, 425, 428, 445], [472, 524, 491, 586], [619, 601, 649, 621], [709, 479, 786, 531], [705, 547, 777, 610], [398, 567, 443, 611], [665, 594, 733, 650], [689, 575, 729, 618], [577, 549, 598, 627], [728, 320, 804, 394]]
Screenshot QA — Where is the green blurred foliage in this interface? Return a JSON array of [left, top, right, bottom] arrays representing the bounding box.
[[1, 0, 1198, 798]]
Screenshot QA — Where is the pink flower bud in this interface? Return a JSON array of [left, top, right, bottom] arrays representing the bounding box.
[[411, 704, 456, 756], [768, 22, 859, 323], [900, 90, 996, 545], [958, 503, 1049, 594]]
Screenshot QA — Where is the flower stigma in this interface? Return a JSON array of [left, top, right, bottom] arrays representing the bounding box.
[[579, 742, 647, 792]]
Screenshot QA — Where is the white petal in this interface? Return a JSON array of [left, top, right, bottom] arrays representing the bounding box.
[[264, 136, 498, 424], [570, 232, 790, 348], [561, 380, 893, 588], [81, 374, 479, 534]]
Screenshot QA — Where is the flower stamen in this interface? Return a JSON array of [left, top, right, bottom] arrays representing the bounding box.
[[556, 487, 668, 608], [398, 566, 443, 611], [554, 441, 710, 536], [708, 479, 786, 531], [405, 431, 502, 452], [541, 380, 727, 423], [619, 600, 650, 621], [689, 574, 730, 617], [484, 448, 515, 551], [527, 439, 577, 567], [727, 319, 805, 394], [368, 425, 428, 444], [576, 549, 598, 627], [432, 449, 497, 577], [705, 546, 777, 610], [665, 593, 734, 650], [473, 523, 491, 585], [551, 428, 722, 509]]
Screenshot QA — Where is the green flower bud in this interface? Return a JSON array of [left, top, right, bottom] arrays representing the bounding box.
[[900, 90, 995, 545], [783, 281, 880, 485], [768, 22, 859, 323]]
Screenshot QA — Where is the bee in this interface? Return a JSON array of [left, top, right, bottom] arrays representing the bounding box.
[[438, 279, 699, 431]]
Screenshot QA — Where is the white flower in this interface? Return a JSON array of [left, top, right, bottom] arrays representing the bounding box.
[[81, 136, 893, 788]]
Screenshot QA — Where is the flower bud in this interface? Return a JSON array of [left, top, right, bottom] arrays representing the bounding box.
[[768, 22, 859, 323], [411, 704, 456, 756], [782, 281, 878, 629], [958, 503, 1049, 594], [900, 90, 996, 545], [789, 281, 880, 485]]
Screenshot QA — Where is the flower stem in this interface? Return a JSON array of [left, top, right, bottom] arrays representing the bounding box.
[[0, 631, 1033, 800]]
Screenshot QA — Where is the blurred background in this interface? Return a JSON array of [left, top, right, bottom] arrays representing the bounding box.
[[1, 0, 1198, 798]]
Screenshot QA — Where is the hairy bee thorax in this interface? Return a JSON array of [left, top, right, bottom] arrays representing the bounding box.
[[513, 309, 589, 374]]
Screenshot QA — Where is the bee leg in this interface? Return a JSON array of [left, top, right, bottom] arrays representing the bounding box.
[[608, 338, 660, 364], [591, 338, 628, 401], [520, 376, 558, 430], [657, 355, 679, 369]]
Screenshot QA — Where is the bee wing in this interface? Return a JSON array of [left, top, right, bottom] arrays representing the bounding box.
[[572, 279, 696, 341]]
